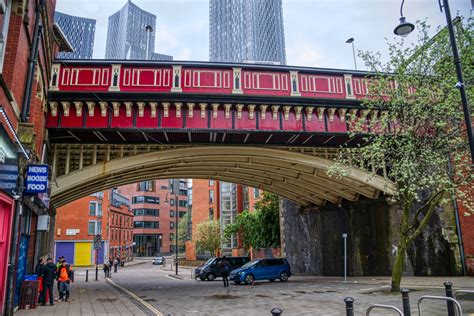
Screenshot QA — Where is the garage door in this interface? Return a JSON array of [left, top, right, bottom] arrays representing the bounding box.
[[75, 242, 92, 266]]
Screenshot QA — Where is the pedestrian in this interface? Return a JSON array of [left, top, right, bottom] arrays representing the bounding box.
[[103, 261, 110, 278], [41, 258, 57, 306], [35, 258, 45, 304], [56, 260, 74, 302], [55, 256, 64, 298], [221, 256, 230, 287], [113, 257, 119, 273]]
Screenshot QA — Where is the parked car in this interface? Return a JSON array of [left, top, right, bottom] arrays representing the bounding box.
[[152, 256, 166, 265], [195, 257, 250, 281], [229, 258, 291, 285]]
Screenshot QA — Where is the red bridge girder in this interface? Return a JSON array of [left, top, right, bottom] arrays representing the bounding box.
[[46, 60, 382, 147]]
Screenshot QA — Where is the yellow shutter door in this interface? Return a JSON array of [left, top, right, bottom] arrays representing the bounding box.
[[75, 242, 92, 266]]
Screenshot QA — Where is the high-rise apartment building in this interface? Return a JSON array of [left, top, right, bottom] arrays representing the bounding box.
[[209, 0, 286, 65], [119, 179, 189, 257], [55, 12, 96, 59], [105, 0, 173, 61]]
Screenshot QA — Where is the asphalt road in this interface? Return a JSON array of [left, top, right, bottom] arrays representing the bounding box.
[[109, 261, 474, 316]]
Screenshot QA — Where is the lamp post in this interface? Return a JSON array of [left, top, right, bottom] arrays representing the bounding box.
[[393, 0, 474, 166], [165, 191, 179, 275], [345, 37, 357, 70], [393, 0, 471, 276]]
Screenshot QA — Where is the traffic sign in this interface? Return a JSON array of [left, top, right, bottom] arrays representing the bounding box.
[[93, 235, 102, 249]]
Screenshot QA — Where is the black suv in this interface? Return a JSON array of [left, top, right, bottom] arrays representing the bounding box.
[[195, 257, 250, 281]]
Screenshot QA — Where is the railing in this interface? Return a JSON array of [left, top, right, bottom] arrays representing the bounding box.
[[366, 304, 403, 315], [417, 296, 463, 316]]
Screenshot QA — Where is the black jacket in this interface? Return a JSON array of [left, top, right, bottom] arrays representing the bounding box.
[[42, 262, 57, 285], [35, 263, 44, 276]]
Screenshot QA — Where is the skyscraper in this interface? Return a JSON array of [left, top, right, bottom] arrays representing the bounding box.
[[55, 12, 96, 59], [105, 1, 172, 61], [209, 0, 286, 65]]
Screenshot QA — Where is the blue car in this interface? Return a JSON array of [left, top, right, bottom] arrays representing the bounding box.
[[229, 258, 291, 285]]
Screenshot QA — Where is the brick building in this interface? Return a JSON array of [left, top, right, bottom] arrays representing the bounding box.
[[54, 190, 133, 266], [186, 180, 261, 260], [119, 179, 189, 257], [0, 0, 68, 312]]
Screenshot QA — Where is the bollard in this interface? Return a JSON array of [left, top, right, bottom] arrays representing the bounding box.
[[401, 288, 411, 316], [344, 297, 354, 316], [270, 308, 282, 316], [444, 281, 455, 316], [86, 270, 89, 282], [95, 265, 98, 281]]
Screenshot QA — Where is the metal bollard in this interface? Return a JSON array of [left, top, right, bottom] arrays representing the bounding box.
[[344, 297, 355, 316], [444, 281, 455, 316], [95, 266, 98, 281], [86, 270, 89, 282], [270, 308, 282, 316], [401, 288, 411, 316]]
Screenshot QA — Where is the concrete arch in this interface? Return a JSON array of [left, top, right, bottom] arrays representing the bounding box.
[[51, 146, 396, 208]]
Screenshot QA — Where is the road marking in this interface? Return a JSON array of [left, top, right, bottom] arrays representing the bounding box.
[[106, 278, 163, 316]]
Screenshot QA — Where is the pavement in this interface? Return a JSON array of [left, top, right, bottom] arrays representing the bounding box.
[[15, 258, 474, 315]]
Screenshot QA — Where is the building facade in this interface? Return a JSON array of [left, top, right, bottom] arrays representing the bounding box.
[[54, 12, 96, 59], [105, 0, 173, 61], [209, 0, 286, 65], [54, 190, 133, 266], [119, 179, 188, 257], [186, 179, 261, 260]]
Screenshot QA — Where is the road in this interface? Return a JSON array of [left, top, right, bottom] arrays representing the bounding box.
[[110, 261, 474, 316]]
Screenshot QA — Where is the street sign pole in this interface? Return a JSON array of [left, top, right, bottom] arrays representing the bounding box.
[[94, 234, 101, 280], [342, 233, 348, 282]]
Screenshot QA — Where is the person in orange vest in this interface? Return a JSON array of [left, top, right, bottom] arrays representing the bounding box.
[[56, 260, 74, 302]]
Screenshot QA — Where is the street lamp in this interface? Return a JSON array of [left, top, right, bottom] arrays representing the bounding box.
[[145, 25, 153, 60], [393, 0, 474, 165], [345, 37, 357, 70], [165, 191, 179, 275]]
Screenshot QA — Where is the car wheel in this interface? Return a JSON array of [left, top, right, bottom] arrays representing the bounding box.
[[244, 274, 254, 285], [207, 273, 216, 281], [234, 281, 241, 285], [279, 272, 289, 282], [269, 279, 275, 282], [199, 277, 206, 281]]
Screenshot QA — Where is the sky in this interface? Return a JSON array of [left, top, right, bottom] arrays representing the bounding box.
[[55, 0, 472, 70]]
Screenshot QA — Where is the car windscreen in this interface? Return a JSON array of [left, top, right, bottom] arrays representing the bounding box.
[[204, 258, 214, 266], [240, 259, 259, 269]]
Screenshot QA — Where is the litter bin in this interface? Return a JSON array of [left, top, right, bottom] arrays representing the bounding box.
[[19, 280, 40, 309]]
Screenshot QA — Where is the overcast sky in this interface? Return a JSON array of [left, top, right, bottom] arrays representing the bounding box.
[[55, 0, 472, 70]]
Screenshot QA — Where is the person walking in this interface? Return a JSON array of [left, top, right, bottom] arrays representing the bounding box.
[[221, 256, 230, 288], [41, 258, 57, 306], [113, 257, 119, 273], [103, 261, 110, 278], [56, 260, 74, 302], [55, 256, 64, 299], [35, 258, 45, 304]]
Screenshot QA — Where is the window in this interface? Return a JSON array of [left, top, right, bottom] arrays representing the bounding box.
[[89, 201, 102, 217], [133, 208, 159, 217], [179, 211, 186, 218], [132, 196, 160, 204], [161, 186, 168, 190], [254, 188, 260, 199], [133, 221, 159, 229], [170, 198, 175, 206], [179, 189, 187, 196], [138, 181, 153, 192], [170, 233, 174, 241], [209, 190, 215, 203], [88, 221, 101, 235], [170, 210, 175, 217], [178, 200, 187, 208], [91, 192, 103, 199], [209, 180, 214, 186], [170, 222, 175, 229], [209, 207, 214, 219]]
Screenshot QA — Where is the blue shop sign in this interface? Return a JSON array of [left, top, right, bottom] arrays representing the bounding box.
[[24, 164, 49, 194], [0, 125, 18, 196]]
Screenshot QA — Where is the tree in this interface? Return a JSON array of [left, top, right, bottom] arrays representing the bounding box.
[[224, 192, 280, 250], [195, 220, 221, 256], [329, 18, 473, 291], [172, 212, 190, 253]]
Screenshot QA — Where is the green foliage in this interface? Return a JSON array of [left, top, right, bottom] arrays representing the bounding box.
[[329, 17, 473, 291], [195, 219, 221, 255], [224, 192, 280, 250]]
